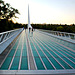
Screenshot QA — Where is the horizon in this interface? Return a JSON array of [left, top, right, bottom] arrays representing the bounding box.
[[3, 0, 75, 25]]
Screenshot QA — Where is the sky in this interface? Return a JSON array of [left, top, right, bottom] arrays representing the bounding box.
[[3, 0, 75, 24]]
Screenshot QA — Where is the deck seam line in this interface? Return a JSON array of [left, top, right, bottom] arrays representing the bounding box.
[[8, 33, 22, 70], [34, 33, 74, 69], [18, 32, 24, 70], [30, 38, 47, 70], [34, 33, 66, 69], [38, 34, 75, 65], [37, 30, 75, 52], [40, 39, 74, 69], [31, 38, 47, 70], [48, 43, 75, 64], [34, 36, 65, 69], [26, 32, 30, 70], [0, 36, 18, 68], [28, 37, 37, 70], [36, 30, 75, 44], [37, 32, 75, 56], [26, 32, 36, 70], [36, 34, 75, 64], [33, 37, 57, 70], [47, 41, 75, 59]]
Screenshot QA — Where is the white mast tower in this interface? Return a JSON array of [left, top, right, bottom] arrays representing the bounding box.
[[28, 5, 32, 29]]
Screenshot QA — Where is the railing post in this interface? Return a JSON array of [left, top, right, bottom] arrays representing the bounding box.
[[68, 34, 71, 38], [3, 33, 8, 41], [60, 33, 62, 37], [7, 32, 10, 38], [55, 32, 56, 35], [48, 30, 75, 40], [74, 35, 75, 39], [56, 32, 58, 36], [64, 33, 66, 37], [58, 32, 59, 36], [0, 34, 3, 42], [0, 28, 23, 44]]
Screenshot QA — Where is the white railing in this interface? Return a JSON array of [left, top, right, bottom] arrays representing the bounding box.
[[47, 30, 75, 40], [0, 28, 23, 44], [0, 28, 23, 54]]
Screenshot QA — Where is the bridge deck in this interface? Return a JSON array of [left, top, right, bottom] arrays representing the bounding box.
[[0, 29, 75, 75]]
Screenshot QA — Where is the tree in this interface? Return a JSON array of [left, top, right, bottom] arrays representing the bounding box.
[[0, 0, 20, 20], [0, 0, 20, 32], [57, 26, 64, 31]]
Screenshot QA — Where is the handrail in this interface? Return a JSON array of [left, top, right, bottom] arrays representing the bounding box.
[[0, 28, 23, 54], [0, 28, 22, 43], [0, 29, 20, 35], [41, 30, 75, 40]]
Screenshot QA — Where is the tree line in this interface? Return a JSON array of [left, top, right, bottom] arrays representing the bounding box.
[[0, 0, 23, 33], [31, 24, 75, 33], [22, 24, 75, 33], [0, 0, 75, 33]]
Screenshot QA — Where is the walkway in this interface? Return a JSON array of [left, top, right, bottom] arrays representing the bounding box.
[[0, 29, 75, 74]]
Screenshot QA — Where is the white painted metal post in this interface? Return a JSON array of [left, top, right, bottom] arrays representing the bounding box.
[[68, 34, 70, 38], [60, 33, 62, 37], [58, 32, 59, 36], [74, 35, 75, 39], [0, 34, 3, 42], [64, 33, 65, 37]]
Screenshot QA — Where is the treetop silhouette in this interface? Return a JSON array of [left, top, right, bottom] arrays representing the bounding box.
[[0, 0, 20, 20]]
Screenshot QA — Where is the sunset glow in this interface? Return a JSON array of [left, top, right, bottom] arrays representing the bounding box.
[[3, 0, 75, 24]]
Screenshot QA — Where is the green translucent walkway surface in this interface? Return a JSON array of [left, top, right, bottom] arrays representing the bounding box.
[[0, 30, 75, 70]]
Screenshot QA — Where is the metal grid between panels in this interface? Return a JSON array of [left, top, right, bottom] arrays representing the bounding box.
[[0, 29, 75, 75]]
